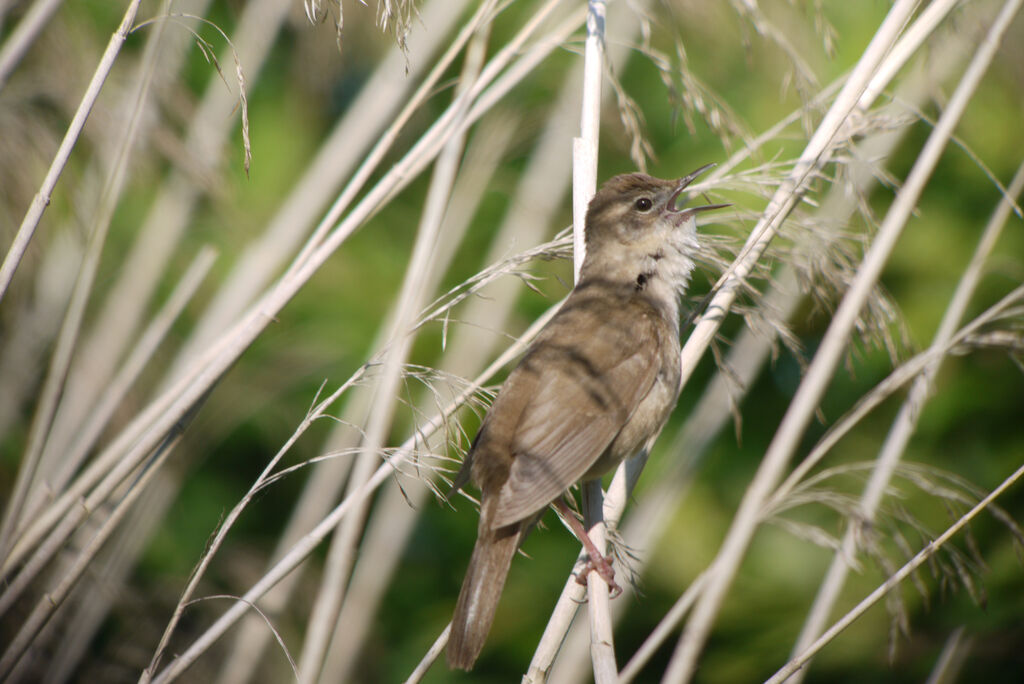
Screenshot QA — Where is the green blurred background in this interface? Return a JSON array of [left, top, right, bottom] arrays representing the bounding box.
[[1, 1, 1023, 682]]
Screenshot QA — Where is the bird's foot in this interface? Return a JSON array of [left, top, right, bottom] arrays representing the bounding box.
[[574, 554, 622, 598]]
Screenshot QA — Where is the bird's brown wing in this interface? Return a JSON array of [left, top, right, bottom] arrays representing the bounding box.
[[487, 302, 663, 528]]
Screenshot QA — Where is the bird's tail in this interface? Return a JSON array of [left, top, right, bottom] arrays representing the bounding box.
[[447, 522, 522, 670]]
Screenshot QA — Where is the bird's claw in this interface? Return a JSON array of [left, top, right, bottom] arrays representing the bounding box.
[[574, 553, 622, 598]]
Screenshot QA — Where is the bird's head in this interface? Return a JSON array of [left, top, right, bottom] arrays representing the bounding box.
[[580, 164, 728, 297]]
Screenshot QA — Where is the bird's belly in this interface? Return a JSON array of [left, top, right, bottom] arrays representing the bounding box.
[[582, 373, 679, 481]]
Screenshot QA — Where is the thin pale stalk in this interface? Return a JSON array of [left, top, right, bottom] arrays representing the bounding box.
[[661, 1, 928, 679], [48, 247, 217, 503], [147, 303, 562, 684], [0, 432, 180, 680], [32, 247, 217, 652], [706, 0, 957, 192], [3, 0, 282, 572], [288, 0, 567, 274], [786, 160, 1024, 677], [571, 2, 618, 679], [180, 0, 470, 366], [37, 0, 211, 490], [765, 461, 1024, 684], [0, 0, 64, 89], [141, 369, 369, 683], [434, 81, 579, 366], [665, 0, 1020, 679], [404, 625, 451, 684], [0, 234, 76, 441], [771, 300, 1017, 513], [0, 0, 143, 557], [295, 27, 489, 683], [556, 294, 786, 684], [320, 447, 441, 680], [167, 251, 576, 681], [74, 0, 287, 411], [0, 320, 225, 578], [924, 628, 971, 684], [0, 0, 142, 303], [216, 418, 364, 682], [320, 114, 547, 681], [399, 63, 587, 682], [526, 452, 656, 681], [285, 0, 497, 274], [0, 399, 187, 615], [463, 6, 587, 127], [571, 0, 604, 279], [146, 6, 472, 677], [270, 0, 572, 315], [766, 2, 1008, 506], [2, 3, 574, 585], [679, 0, 921, 331], [860, 0, 961, 106], [220, 102, 516, 684], [40, 460, 179, 683], [680, 0, 948, 367], [525, 573, 586, 682], [522, 1, 659, 675], [583, 482, 616, 683], [563, 13, 975, 675], [15, 0, 186, 532], [618, 572, 709, 683]]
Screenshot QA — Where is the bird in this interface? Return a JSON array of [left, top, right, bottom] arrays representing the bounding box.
[[446, 165, 727, 670]]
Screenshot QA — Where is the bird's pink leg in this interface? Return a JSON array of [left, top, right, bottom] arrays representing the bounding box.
[[554, 498, 622, 597]]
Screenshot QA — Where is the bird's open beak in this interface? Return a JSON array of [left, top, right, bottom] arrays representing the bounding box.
[[666, 162, 730, 225]]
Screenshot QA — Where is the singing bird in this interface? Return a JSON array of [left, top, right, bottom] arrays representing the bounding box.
[[447, 165, 726, 670]]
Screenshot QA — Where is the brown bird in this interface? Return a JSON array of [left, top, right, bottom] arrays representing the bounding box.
[[446, 165, 727, 670]]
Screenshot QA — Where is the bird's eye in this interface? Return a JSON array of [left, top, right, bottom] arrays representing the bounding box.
[[634, 197, 653, 212]]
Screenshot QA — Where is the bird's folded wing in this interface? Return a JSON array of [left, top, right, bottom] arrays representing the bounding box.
[[490, 314, 661, 528]]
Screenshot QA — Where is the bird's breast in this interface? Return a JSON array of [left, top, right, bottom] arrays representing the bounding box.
[[583, 335, 682, 480]]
